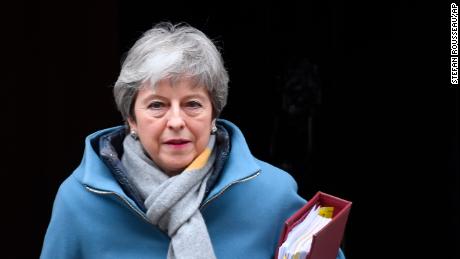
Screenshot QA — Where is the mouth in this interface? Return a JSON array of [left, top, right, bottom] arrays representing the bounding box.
[[163, 139, 191, 148]]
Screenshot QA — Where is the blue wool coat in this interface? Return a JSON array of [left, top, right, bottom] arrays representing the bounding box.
[[41, 120, 345, 259]]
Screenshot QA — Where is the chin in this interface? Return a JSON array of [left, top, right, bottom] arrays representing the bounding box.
[[164, 163, 188, 175]]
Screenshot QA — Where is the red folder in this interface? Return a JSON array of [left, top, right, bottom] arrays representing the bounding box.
[[275, 191, 352, 259]]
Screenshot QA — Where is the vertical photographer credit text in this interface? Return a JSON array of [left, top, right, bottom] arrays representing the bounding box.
[[451, 3, 458, 85]]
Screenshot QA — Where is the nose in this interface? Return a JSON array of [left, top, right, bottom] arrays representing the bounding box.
[[166, 104, 185, 131]]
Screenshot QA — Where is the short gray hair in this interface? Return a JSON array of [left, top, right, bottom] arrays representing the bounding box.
[[113, 22, 229, 121]]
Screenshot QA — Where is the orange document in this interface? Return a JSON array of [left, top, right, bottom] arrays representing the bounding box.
[[276, 192, 352, 259]]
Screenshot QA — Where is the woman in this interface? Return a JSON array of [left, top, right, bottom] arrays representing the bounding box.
[[41, 22, 345, 259]]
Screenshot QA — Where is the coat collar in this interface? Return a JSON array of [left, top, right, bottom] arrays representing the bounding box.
[[75, 120, 260, 207], [204, 119, 261, 201], [76, 126, 127, 194]]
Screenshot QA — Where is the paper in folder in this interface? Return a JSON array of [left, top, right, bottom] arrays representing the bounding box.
[[276, 192, 352, 259]]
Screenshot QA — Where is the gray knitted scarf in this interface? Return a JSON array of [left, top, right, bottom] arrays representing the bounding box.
[[122, 134, 217, 259]]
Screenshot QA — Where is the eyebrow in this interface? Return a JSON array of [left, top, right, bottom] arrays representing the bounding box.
[[139, 93, 208, 103]]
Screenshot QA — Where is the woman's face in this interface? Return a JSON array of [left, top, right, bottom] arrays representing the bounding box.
[[128, 78, 213, 175]]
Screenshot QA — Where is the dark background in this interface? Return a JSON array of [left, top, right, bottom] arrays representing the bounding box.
[[4, 1, 458, 258]]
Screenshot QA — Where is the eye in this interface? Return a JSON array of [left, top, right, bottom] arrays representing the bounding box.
[[185, 100, 203, 109], [147, 101, 165, 110]]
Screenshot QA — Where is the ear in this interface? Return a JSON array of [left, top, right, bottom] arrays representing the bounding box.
[[127, 117, 137, 132], [211, 118, 217, 134]]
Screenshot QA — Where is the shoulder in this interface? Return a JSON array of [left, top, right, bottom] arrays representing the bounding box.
[[41, 172, 89, 257], [51, 170, 98, 216], [251, 159, 305, 212], [254, 158, 299, 191]]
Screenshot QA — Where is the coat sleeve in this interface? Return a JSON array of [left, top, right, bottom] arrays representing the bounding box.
[[337, 248, 346, 259], [40, 177, 82, 259]]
